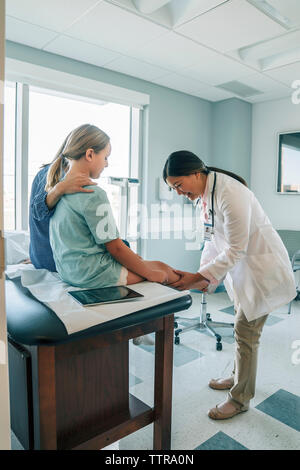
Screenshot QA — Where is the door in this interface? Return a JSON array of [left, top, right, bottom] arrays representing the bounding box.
[[0, 0, 11, 450]]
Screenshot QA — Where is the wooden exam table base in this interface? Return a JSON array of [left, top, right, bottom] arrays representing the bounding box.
[[28, 314, 174, 450]]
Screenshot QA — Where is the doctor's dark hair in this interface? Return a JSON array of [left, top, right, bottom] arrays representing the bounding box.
[[44, 124, 110, 192], [163, 150, 248, 187]]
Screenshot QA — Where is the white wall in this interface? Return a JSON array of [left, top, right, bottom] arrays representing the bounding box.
[[0, 0, 12, 450], [251, 97, 300, 230]]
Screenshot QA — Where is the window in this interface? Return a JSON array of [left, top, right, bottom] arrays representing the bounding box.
[[28, 87, 131, 190], [28, 86, 140, 249], [277, 132, 300, 194], [3, 82, 16, 230], [28, 87, 138, 244]]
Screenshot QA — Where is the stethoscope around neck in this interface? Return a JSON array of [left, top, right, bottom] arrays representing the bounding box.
[[196, 171, 217, 230]]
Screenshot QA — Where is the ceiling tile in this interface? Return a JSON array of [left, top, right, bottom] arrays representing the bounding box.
[[264, 61, 300, 86], [182, 52, 255, 86], [5, 0, 101, 33], [176, 0, 285, 53], [65, 1, 167, 56], [44, 35, 120, 67], [104, 56, 170, 81], [5, 16, 58, 48], [151, 72, 206, 94], [131, 31, 218, 73]]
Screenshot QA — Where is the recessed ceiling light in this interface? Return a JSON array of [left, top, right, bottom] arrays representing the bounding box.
[[236, 26, 300, 71], [132, 0, 171, 14], [217, 80, 263, 98], [248, 0, 300, 29]]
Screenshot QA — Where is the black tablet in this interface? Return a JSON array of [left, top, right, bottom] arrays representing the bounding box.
[[68, 285, 144, 307]]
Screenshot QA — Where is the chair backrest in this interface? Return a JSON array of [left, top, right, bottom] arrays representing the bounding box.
[[277, 230, 300, 259], [291, 250, 300, 272]]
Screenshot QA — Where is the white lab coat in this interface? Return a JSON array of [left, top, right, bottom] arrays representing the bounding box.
[[198, 172, 296, 321]]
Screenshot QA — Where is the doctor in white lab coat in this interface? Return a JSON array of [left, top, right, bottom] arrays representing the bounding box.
[[163, 150, 296, 420]]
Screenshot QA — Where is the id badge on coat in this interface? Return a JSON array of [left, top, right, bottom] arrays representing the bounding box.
[[204, 223, 214, 241]]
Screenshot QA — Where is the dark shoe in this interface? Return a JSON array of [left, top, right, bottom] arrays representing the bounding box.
[[208, 377, 234, 390]]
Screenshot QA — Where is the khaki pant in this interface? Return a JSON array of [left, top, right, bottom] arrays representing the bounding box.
[[227, 296, 268, 411]]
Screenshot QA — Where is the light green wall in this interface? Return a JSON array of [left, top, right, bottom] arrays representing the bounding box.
[[212, 98, 252, 187]]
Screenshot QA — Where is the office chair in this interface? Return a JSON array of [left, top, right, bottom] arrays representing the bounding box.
[[174, 290, 234, 351], [288, 249, 300, 314]]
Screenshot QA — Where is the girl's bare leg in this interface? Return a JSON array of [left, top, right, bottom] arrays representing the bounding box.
[[144, 261, 180, 284], [126, 270, 144, 285], [126, 261, 180, 286]]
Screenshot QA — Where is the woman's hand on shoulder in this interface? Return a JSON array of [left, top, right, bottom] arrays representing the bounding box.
[[58, 172, 97, 195]]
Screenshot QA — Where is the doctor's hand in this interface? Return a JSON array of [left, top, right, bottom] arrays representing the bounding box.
[[168, 270, 210, 291]]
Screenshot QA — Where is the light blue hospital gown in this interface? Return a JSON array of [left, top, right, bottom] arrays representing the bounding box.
[[49, 185, 123, 288]]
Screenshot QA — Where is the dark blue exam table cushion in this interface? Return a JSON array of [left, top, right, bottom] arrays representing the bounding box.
[[5, 278, 192, 346]]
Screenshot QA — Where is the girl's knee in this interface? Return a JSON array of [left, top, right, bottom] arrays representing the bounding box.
[[126, 270, 144, 285], [156, 261, 168, 270]]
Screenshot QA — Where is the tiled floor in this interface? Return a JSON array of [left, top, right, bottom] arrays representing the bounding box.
[[195, 431, 248, 450], [11, 291, 300, 450], [115, 291, 300, 450]]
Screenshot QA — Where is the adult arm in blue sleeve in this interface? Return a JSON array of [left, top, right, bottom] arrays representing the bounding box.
[[30, 165, 99, 222], [30, 167, 56, 222]]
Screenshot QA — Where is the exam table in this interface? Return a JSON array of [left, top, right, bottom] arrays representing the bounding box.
[[5, 277, 192, 450]]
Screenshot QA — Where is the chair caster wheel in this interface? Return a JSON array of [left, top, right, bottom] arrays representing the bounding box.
[[175, 336, 180, 345], [216, 342, 222, 351], [174, 322, 178, 329]]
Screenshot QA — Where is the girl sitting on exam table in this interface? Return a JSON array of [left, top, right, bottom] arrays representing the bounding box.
[[47, 124, 182, 292]]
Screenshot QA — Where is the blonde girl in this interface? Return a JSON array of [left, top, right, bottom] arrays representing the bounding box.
[[48, 124, 180, 289]]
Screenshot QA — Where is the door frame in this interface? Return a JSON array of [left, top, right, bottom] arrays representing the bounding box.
[[0, 0, 11, 450]]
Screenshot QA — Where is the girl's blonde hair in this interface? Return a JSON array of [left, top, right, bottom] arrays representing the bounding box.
[[45, 124, 110, 191]]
